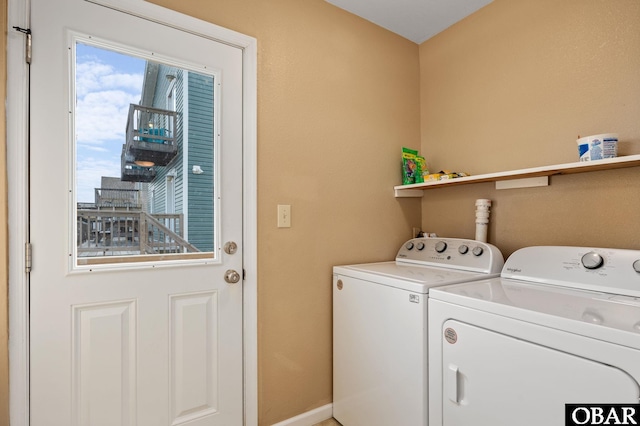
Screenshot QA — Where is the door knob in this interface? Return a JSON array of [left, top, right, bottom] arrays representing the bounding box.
[[224, 269, 241, 284]]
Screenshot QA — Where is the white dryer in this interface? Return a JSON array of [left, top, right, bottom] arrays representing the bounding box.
[[333, 237, 504, 426], [429, 246, 640, 426]]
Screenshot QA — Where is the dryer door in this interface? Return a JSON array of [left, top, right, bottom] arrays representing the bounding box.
[[441, 320, 640, 426]]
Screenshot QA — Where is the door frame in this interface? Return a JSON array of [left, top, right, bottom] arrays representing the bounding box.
[[6, 0, 258, 424]]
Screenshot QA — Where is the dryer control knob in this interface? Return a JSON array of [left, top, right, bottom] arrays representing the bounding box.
[[581, 252, 604, 270], [416, 242, 425, 251], [435, 241, 447, 253], [472, 246, 484, 256], [405, 242, 415, 250], [581, 310, 604, 325], [458, 245, 469, 254], [633, 259, 640, 273]]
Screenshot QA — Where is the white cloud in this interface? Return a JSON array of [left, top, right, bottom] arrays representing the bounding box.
[[74, 55, 144, 203], [76, 155, 122, 203], [75, 58, 143, 146], [76, 89, 139, 145], [76, 60, 143, 97]]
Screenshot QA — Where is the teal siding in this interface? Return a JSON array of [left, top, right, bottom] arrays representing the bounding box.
[[146, 63, 215, 252], [149, 66, 183, 215], [187, 73, 215, 252]]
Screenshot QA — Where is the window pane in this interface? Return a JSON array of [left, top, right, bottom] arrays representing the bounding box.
[[75, 42, 216, 265]]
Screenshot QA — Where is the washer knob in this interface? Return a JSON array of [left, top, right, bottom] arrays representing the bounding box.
[[633, 260, 640, 273], [435, 241, 447, 253], [458, 245, 469, 254], [405, 242, 415, 250], [416, 242, 425, 251], [472, 246, 484, 256], [581, 252, 604, 270]]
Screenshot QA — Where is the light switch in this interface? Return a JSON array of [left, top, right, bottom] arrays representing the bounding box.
[[277, 204, 291, 228]]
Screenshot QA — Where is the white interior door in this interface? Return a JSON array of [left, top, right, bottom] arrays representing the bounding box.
[[29, 0, 244, 425]]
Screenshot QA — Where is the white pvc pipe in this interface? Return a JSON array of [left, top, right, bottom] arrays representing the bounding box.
[[475, 199, 492, 243]]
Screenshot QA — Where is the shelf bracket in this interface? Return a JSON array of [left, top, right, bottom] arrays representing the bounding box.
[[495, 176, 549, 190], [394, 188, 424, 198]]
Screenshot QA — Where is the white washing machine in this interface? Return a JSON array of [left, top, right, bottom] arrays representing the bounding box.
[[333, 237, 504, 426], [429, 246, 640, 426]]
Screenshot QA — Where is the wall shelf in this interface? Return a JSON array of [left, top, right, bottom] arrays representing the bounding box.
[[394, 154, 640, 198]]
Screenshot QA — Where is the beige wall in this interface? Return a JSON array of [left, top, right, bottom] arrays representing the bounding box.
[[1, 0, 9, 423], [419, 0, 640, 256], [146, 1, 421, 424]]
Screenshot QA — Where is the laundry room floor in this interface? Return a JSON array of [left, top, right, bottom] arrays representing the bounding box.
[[313, 419, 342, 426]]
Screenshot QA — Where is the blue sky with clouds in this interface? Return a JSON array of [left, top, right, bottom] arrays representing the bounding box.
[[75, 43, 145, 202]]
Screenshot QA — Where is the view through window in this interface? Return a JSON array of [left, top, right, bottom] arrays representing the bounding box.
[[75, 42, 217, 265]]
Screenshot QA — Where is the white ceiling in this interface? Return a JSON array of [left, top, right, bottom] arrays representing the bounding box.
[[325, 0, 493, 44]]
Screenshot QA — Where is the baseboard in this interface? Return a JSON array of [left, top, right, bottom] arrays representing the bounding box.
[[270, 403, 333, 426]]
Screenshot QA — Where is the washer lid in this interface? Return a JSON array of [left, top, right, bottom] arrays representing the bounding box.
[[430, 278, 640, 349], [333, 261, 499, 293]]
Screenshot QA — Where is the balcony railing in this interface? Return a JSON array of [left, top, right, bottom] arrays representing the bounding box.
[[124, 104, 178, 167]]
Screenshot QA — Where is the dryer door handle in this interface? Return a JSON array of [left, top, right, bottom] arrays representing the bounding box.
[[447, 364, 460, 403]]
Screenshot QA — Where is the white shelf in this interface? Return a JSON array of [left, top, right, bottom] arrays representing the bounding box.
[[394, 155, 640, 198]]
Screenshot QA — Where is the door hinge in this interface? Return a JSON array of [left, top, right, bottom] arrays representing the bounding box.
[[13, 26, 32, 64], [25, 243, 32, 273]]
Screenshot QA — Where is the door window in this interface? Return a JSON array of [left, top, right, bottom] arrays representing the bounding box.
[[74, 39, 219, 266]]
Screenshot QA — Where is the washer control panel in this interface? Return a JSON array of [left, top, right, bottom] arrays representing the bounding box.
[[396, 237, 504, 274]]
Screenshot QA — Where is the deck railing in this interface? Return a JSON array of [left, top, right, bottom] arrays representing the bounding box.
[[95, 188, 142, 210], [77, 210, 199, 257]]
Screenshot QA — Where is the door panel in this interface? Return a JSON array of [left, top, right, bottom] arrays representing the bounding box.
[[29, 0, 244, 425], [73, 300, 137, 426], [170, 292, 219, 424]]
